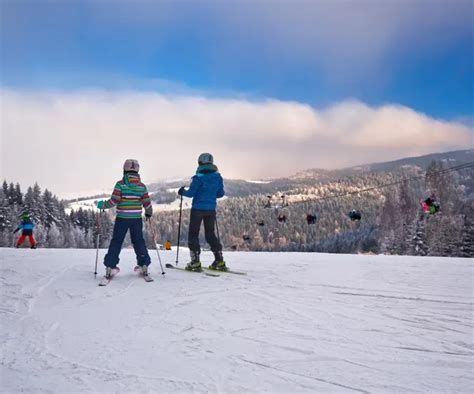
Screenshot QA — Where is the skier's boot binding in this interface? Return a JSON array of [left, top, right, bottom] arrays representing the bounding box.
[[185, 251, 202, 272], [209, 251, 228, 271]]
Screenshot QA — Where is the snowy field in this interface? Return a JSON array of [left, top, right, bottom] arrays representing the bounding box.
[[66, 196, 194, 214], [1, 248, 473, 393], [66, 194, 229, 214]]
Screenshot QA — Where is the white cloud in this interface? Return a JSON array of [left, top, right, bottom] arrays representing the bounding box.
[[1, 88, 471, 195]]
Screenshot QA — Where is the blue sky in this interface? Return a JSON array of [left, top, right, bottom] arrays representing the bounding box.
[[1, 1, 473, 194], [2, 0, 472, 119]]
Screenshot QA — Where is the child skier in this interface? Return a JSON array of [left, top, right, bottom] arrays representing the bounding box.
[[96, 159, 153, 279], [14, 213, 37, 249], [178, 153, 227, 271]]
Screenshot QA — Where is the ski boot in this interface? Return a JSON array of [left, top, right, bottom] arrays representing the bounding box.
[[141, 265, 149, 277], [31, 245, 37, 249], [185, 251, 202, 272], [134, 264, 151, 279], [105, 267, 114, 279], [209, 251, 228, 271]]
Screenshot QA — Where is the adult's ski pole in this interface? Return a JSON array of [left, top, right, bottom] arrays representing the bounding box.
[[175, 195, 183, 266]]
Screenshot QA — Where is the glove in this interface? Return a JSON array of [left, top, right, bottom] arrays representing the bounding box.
[[178, 186, 186, 196], [96, 200, 105, 210], [145, 213, 152, 221], [13, 228, 19, 234]]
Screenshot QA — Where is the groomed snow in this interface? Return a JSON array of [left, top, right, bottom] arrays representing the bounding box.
[[1, 249, 472, 393]]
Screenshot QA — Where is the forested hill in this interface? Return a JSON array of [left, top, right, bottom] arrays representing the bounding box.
[[346, 149, 474, 174], [151, 150, 473, 257], [148, 149, 474, 199]]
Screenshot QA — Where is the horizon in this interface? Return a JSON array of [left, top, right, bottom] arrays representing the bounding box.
[[1, 1, 473, 194], [2, 148, 471, 200]]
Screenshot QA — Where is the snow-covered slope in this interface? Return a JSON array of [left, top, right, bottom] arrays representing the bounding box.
[[1, 249, 472, 393], [66, 195, 227, 214]]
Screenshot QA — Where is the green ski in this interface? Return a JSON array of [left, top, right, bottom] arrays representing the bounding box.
[[165, 264, 220, 277]]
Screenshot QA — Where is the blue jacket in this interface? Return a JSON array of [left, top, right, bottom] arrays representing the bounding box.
[[183, 171, 225, 210], [16, 219, 35, 232]]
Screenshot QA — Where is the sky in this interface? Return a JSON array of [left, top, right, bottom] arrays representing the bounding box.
[[1, 0, 473, 196]]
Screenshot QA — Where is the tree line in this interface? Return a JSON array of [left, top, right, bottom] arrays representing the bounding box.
[[152, 161, 472, 257], [0, 181, 115, 248], [1, 160, 472, 257]]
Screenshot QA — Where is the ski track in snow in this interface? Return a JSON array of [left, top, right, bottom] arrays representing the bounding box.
[[0, 248, 473, 393]]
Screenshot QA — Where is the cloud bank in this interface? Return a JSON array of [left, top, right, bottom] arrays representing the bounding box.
[[1, 88, 471, 195]]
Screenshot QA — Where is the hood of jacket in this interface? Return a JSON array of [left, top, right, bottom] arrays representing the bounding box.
[[123, 171, 141, 186], [196, 163, 219, 175]]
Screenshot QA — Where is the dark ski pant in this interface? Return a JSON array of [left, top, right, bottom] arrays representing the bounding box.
[[188, 209, 222, 254], [104, 218, 151, 268]]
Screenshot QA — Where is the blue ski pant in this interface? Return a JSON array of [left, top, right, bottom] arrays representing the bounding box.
[[104, 218, 151, 268]]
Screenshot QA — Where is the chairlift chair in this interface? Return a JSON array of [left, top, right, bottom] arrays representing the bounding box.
[[306, 214, 317, 225], [348, 210, 362, 221]]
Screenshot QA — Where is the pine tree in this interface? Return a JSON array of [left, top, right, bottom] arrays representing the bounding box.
[[46, 223, 64, 248], [412, 216, 428, 256], [23, 184, 43, 222], [7, 182, 15, 205], [457, 201, 474, 257], [460, 214, 474, 257], [42, 189, 60, 228], [2, 180, 9, 200], [14, 183, 23, 205], [0, 188, 11, 232]]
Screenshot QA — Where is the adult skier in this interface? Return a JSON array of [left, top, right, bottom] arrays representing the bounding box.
[[178, 153, 227, 271], [14, 213, 37, 249], [95, 159, 153, 279]]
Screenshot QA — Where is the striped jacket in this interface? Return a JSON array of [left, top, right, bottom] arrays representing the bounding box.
[[103, 173, 153, 219]]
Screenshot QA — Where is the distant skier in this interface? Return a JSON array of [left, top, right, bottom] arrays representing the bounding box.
[[14, 213, 37, 249], [165, 240, 172, 251], [178, 153, 227, 271], [95, 159, 153, 279]]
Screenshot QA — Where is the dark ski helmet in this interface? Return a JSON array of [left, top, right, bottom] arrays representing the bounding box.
[[123, 159, 140, 172], [198, 153, 214, 165]]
